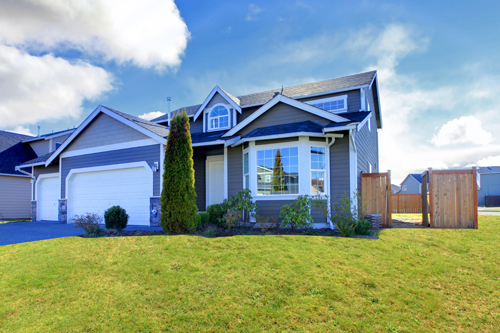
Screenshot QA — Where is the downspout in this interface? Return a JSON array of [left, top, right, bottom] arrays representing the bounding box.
[[15, 166, 33, 177]]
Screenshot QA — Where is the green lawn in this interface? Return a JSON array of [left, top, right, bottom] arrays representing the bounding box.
[[1, 217, 499, 332]]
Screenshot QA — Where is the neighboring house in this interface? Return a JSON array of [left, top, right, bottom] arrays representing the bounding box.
[[391, 184, 401, 194], [476, 166, 500, 206], [20, 70, 382, 228], [400, 173, 428, 194], [0, 129, 74, 220]]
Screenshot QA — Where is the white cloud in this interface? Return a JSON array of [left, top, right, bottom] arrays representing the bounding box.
[[0, 0, 190, 72], [0, 45, 113, 128], [472, 155, 500, 167], [245, 4, 263, 21], [8, 126, 35, 137], [431, 116, 493, 146], [138, 111, 165, 121]]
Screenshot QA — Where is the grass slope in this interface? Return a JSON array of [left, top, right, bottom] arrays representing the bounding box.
[[1, 217, 500, 332]]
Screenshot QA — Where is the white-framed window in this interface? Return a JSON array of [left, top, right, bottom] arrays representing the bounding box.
[[402, 185, 407, 191], [257, 147, 299, 195], [305, 95, 348, 113], [369, 163, 372, 173], [208, 104, 230, 131], [311, 146, 326, 194], [243, 152, 249, 190]]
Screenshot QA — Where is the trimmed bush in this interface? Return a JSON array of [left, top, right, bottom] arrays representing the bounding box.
[[71, 213, 106, 237], [355, 219, 373, 235], [161, 110, 198, 233], [197, 212, 210, 227], [206, 203, 226, 227], [280, 195, 313, 229], [104, 206, 129, 231]]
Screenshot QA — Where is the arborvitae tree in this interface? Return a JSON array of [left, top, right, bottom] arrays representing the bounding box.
[[272, 150, 285, 193], [161, 110, 198, 233]]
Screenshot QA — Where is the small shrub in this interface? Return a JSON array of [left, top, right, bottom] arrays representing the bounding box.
[[206, 203, 226, 226], [72, 212, 103, 233], [104, 206, 129, 231], [280, 195, 313, 229], [255, 215, 279, 232], [85, 225, 106, 238], [355, 219, 373, 235], [202, 225, 218, 238], [197, 212, 210, 227], [223, 189, 258, 222], [223, 209, 240, 230]]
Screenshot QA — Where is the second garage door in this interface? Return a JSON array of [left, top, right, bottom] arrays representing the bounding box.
[[67, 166, 152, 225]]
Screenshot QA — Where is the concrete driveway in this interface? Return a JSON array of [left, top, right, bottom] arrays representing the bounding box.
[[0, 221, 163, 246]]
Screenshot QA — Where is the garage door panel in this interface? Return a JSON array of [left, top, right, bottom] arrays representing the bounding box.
[[68, 167, 151, 226]]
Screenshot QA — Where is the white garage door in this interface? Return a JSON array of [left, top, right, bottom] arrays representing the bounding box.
[[37, 176, 59, 221], [67, 166, 152, 225]]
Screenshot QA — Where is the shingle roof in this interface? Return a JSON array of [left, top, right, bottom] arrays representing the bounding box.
[[476, 166, 500, 174], [324, 112, 371, 128], [101, 106, 169, 138], [0, 130, 34, 153], [191, 130, 228, 144], [152, 71, 377, 122], [22, 128, 74, 142], [0, 142, 37, 175], [410, 174, 429, 184], [244, 121, 324, 138], [19, 152, 53, 166]]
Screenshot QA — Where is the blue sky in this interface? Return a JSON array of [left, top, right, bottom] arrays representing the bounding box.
[[0, 0, 499, 182]]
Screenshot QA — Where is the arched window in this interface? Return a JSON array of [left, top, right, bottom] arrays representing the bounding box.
[[209, 105, 229, 130]]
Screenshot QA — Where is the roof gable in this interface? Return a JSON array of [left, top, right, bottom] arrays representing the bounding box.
[[193, 86, 242, 121], [223, 94, 350, 138], [0, 130, 34, 153], [45, 105, 168, 166]]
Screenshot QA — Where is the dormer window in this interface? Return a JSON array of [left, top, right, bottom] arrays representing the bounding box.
[[209, 105, 230, 131], [305, 95, 348, 113]]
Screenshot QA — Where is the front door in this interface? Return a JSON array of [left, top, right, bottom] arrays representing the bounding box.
[[207, 156, 224, 207]]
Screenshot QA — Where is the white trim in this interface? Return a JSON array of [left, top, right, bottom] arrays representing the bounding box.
[[35, 173, 59, 201], [357, 112, 372, 131], [304, 94, 348, 113], [231, 132, 327, 147], [193, 86, 242, 122], [65, 161, 153, 200], [224, 147, 228, 199], [223, 95, 350, 138], [0, 173, 30, 178], [224, 136, 241, 147], [349, 130, 358, 202], [16, 161, 45, 169], [369, 71, 377, 90], [309, 144, 328, 195], [322, 124, 357, 133], [192, 140, 225, 147], [45, 105, 167, 166], [60, 139, 158, 159], [206, 103, 232, 132], [360, 88, 366, 111]]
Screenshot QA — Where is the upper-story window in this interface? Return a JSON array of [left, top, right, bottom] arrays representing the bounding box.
[[305, 95, 348, 113], [209, 105, 230, 130]]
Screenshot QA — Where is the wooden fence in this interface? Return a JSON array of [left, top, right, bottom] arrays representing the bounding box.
[[423, 168, 478, 229], [392, 193, 427, 213], [361, 171, 392, 227]]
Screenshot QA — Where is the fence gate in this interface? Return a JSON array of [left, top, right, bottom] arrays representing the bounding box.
[[423, 168, 478, 229], [361, 171, 392, 227]]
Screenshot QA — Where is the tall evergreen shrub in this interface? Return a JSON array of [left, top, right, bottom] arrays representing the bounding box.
[[161, 110, 198, 233]]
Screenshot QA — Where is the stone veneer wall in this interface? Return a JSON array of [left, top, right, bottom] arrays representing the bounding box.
[[150, 197, 161, 227], [31, 201, 36, 221], [58, 199, 67, 224]]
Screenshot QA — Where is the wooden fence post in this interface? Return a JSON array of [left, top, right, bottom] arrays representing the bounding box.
[[472, 167, 478, 229], [387, 170, 392, 227], [421, 171, 429, 227], [428, 168, 434, 228]]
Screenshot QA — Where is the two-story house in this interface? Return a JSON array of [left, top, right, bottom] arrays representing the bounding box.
[[21, 70, 382, 228]]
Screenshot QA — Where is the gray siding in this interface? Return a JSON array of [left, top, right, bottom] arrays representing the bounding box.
[[256, 200, 290, 222], [238, 102, 331, 137], [400, 177, 422, 194], [478, 173, 500, 206], [29, 140, 50, 157], [33, 164, 60, 200], [238, 106, 259, 124], [206, 92, 228, 109], [66, 113, 149, 152], [227, 146, 243, 197], [0, 175, 31, 219], [330, 134, 350, 202], [193, 154, 206, 210], [61, 145, 161, 198], [299, 90, 361, 113], [189, 117, 203, 134], [255, 137, 298, 146], [52, 133, 71, 151], [356, 112, 379, 190]]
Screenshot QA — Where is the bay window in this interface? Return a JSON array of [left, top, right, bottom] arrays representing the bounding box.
[[257, 147, 299, 195]]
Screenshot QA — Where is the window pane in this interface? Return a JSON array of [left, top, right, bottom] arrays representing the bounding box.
[[290, 147, 298, 157], [245, 175, 249, 190], [311, 147, 325, 170], [311, 171, 325, 193], [256, 147, 300, 195], [244, 153, 249, 174]]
